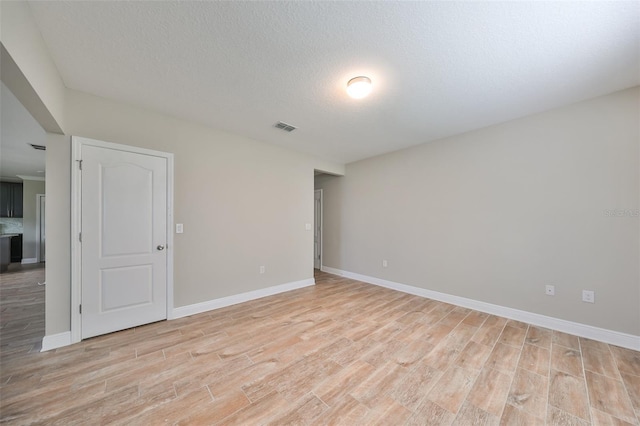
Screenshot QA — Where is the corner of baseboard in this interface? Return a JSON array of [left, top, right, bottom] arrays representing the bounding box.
[[320, 265, 342, 275], [41, 331, 72, 351]]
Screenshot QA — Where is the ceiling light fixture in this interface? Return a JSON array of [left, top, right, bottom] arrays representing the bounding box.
[[347, 76, 372, 99]]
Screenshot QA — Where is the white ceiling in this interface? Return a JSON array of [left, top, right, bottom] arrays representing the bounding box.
[[1, 82, 46, 181], [27, 1, 639, 164]]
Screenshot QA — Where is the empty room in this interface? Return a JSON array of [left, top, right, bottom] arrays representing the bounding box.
[[1, 1, 638, 425]]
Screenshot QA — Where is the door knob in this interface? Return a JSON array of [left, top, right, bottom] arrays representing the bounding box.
[[157, 245, 165, 251]]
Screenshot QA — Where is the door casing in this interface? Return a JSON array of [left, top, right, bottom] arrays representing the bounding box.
[[71, 136, 174, 344], [314, 189, 323, 270]]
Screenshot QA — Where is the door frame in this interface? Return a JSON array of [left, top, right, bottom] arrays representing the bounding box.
[[70, 136, 175, 344], [35, 193, 45, 262], [314, 189, 323, 270]]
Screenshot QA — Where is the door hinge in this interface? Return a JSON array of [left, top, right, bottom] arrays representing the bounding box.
[[79, 232, 82, 242], [79, 304, 82, 314], [77, 159, 83, 170]]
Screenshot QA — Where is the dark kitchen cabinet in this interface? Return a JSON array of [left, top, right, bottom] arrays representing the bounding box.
[[10, 234, 22, 263], [0, 184, 7, 217], [0, 182, 23, 218], [13, 184, 23, 217], [0, 237, 9, 273]]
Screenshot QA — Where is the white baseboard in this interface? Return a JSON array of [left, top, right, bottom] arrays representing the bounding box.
[[21, 258, 38, 264], [41, 331, 72, 352], [171, 278, 316, 319], [321, 266, 640, 351], [39, 279, 315, 350]]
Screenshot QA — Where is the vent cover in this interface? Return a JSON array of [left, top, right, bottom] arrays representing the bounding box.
[[30, 144, 46, 151], [274, 121, 297, 132]]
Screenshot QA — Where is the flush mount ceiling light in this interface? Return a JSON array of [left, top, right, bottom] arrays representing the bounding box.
[[347, 76, 372, 99]]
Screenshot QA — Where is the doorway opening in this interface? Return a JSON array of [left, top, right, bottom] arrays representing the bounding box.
[[314, 189, 322, 270], [0, 81, 47, 355]]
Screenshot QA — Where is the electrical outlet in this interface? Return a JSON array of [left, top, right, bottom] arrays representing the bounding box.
[[382, 260, 388, 268], [259, 266, 265, 274], [176, 223, 184, 234], [582, 290, 594, 303], [545, 285, 555, 296]]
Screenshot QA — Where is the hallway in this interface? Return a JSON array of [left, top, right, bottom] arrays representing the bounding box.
[[0, 263, 45, 362]]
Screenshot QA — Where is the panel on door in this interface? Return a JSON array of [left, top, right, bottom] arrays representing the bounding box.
[[81, 145, 167, 339]]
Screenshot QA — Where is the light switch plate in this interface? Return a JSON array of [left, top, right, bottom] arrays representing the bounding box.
[[176, 223, 184, 234], [305, 223, 312, 231]]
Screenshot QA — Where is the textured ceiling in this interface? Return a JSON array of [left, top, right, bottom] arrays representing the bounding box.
[[27, 1, 640, 164]]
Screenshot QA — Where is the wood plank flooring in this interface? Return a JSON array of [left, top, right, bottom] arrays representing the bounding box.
[[0, 264, 45, 359], [1, 269, 638, 425]]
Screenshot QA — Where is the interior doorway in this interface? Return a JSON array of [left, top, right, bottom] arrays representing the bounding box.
[[314, 189, 322, 270], [0, 81, 48, 355]]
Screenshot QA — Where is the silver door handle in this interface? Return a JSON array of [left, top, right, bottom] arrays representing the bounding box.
[[157, 245, 165, 251]]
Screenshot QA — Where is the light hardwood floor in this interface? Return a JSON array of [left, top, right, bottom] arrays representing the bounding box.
[[1, 269, 638, 425], [0, 264, 45, 358]]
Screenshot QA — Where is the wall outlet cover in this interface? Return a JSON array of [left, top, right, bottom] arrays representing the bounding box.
[[582, 290, 595, 303]]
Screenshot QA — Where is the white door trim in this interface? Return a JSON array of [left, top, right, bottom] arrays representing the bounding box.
[[71, 136, 175, 344], [314, 189, 323, 270], [35, 193, 45, 262]]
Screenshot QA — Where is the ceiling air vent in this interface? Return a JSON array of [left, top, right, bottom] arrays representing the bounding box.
[[274, 121, 297, 132], [30, 144, 46, 151]]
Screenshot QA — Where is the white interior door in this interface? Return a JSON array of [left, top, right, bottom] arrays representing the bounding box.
[[81, 144, 168, 339], [314, 189, 322, 269]]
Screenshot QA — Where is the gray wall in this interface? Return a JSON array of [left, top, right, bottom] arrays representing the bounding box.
[[44, 89, 343, 335], [317, 87, 639, 335], [22, 179, 45, 260], [45, 133, 70, 334]]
